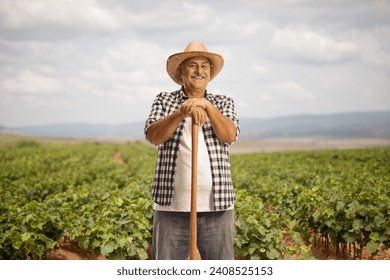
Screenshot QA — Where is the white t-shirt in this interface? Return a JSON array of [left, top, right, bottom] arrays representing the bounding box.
[[154, 117, 214, 212]]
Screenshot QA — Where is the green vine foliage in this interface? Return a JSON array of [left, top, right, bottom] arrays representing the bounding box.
[[231, 148, 390, 259], [0, 140, 155, 260], [234, 189, 285, 260], [0, 136, 389, 260]]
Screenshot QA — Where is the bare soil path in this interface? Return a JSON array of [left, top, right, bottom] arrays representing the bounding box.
[[46, 236, 389, 260]]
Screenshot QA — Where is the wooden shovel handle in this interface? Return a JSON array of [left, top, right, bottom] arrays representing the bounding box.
[[189, 120, 198, 260]]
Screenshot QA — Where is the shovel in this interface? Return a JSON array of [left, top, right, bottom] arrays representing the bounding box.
[[189, 118, 200, 260]]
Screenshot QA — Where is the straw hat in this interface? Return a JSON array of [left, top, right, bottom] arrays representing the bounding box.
[[166, 41, 224, 85]]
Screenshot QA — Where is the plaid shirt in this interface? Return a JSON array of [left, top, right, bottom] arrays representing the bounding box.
[[144, 88, 240, 211]]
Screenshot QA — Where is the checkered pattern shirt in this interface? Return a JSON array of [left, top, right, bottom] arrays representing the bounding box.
[[144, 88, 240, 211]]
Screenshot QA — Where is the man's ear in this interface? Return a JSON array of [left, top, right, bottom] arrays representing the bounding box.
[[176, 64, 183, 82]]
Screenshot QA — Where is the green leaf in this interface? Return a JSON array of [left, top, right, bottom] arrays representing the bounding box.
[[352, 220, 364, 231], [366, 241, 378, 254], [336, 200, 345, 211], [100, 242, 116, 256], [343, 232, 358, 243], [21, 232, 32, 242], [369, 232, 380, 242], [248, 243, 258, 254], [313, 211, 320, 221], [114, 197, 123, 207], [12, 237, 24, 250], [266, 248, 278, 259]]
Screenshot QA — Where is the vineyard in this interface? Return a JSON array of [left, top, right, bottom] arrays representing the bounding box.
[[0, 135, 389, 260]]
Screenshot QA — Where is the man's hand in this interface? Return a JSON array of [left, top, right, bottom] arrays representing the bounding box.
[[179, 97, 237, 143], [190, 107, 209, 126], [179, 99, 209, 126]]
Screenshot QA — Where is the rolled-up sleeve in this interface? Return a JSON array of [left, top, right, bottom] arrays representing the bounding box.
[[222, 96, 240, 143], [144, 92, 166, 139], [212, 95, 239, 144]]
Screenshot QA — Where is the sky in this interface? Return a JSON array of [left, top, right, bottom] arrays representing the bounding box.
[[1, 0, 390, 126]]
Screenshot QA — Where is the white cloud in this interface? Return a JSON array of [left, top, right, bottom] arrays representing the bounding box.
[[242, 20, 272, 35], [107, 40, 166, 67], [356, 30, 390, 66], [75, 40, 168, 97], [260, 94, 274, 101], [0, 0, 119, 30], [0, 0, 389, 126], [21, 95, 46, 108], [253, 64, 268, 74], [272, 27, 358, 62], [179, 2, 212, 22], [272, 81, 315, 100], [0, 39, 79, 70], [0, 70, 62, 94]]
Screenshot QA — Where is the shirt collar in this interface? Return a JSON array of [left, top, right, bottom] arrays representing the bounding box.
[[179, 86, 210, 101], [179, 87, 188, 102]]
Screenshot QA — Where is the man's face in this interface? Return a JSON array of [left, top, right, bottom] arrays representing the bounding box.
[[180, 56, 211, 92]]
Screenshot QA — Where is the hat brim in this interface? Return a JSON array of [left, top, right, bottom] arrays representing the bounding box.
[[166, 51, 224, 85]]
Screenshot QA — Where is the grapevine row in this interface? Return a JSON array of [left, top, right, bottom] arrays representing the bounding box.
[[1, 136, 389, 259], [231, 148, 390, 259]]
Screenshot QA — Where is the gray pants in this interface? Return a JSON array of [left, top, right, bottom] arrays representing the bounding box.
[[152, 210, 235, 260]]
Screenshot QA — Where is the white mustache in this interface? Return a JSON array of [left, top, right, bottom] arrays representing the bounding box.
[[190, 74, 206, 79]]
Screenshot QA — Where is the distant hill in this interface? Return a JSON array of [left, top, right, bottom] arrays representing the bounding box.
[[1, 111, 389, 140], [239, 111, 390, 140]]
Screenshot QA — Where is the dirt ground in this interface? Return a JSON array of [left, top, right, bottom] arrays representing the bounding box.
[[45, 237, 108, 260], [45, 235, 390, 260], [283, 234, 390, 260], [310, 244, 390, 260]]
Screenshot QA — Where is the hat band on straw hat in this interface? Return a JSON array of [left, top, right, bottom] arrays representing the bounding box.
[[166, 41, 224, 85]]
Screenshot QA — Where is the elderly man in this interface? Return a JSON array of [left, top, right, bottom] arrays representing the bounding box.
[[144, 41, 240, 260]]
